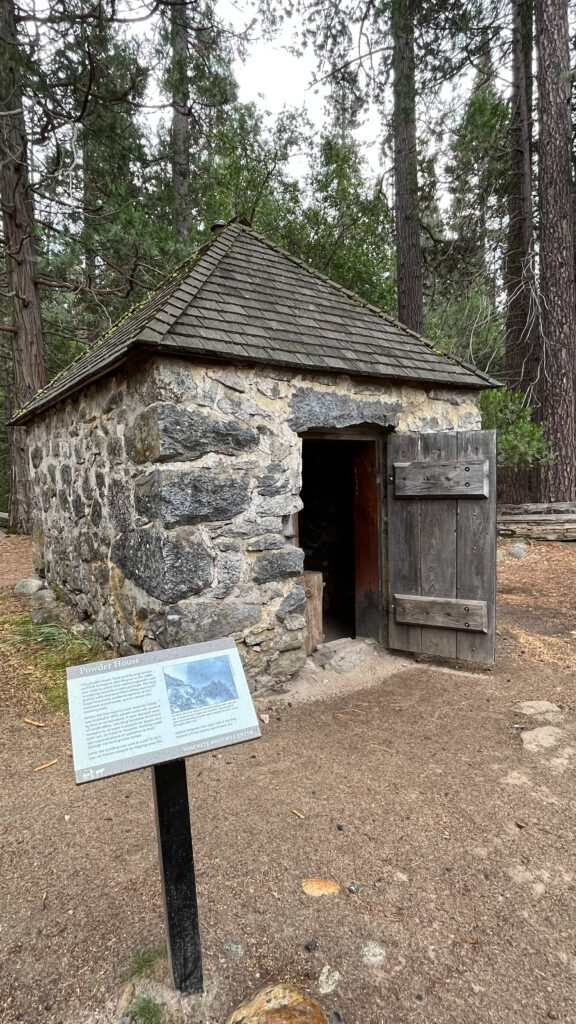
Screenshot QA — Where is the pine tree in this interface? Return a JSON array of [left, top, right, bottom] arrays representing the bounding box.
[[158, 0, 238, 240], [505, 0, 538, 401], [391, 0, 422, 333], [0, 0, 45, 532], [534, 0, 576, 500]]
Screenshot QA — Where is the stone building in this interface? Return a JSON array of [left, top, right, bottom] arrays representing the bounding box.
[[14, 223, 500, 688]]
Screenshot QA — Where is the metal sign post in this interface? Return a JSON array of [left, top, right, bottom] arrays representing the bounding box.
[[152, 758, 203, 993], [66, 638, 260, 994]]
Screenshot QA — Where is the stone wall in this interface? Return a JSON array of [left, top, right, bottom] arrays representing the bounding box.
[[27, 357, 481, 690]]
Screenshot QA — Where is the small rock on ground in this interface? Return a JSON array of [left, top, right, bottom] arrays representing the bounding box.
[[302, 878, 340, 897], [521, 726, 563, 752], [13, 577, 44, 596], [222, 941, 244, 960], [226, 984, 328, 1023], [362, 942, 387, 968], [314, 639, 369, 674], [516, 701, 562, 716], [30, 589, 58, 609], [508, 542, 528, 559], [30, 604, 76, 628], [115, 981, 135, 1015], [318, 967, 340, 996]]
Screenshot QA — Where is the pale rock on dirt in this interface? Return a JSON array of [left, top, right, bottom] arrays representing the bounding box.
[[515, 700, 565, 726], [515, 700, 562, 717], [114, 982, 134, 1016], [361, 942, 387, 970], [317, 966, 341, 995], [313, 637, 371, 674], [521, 725, 563, 752], [508, 542, 528, 559], [13, 577, 44, 596], [30, 589, 58, 609], [261, 639, 413, 710]]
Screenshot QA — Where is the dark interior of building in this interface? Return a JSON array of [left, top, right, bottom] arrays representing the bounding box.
[[299, 439, 361, 641]]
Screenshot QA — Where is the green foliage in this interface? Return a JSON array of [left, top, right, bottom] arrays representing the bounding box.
[[424, 63, 510, 377], [2, 0, 556, 521], [287, 132, 395, 310], [130, 997, 164, 1024], [9, 620, 101, 655], [128, 944, 167, 980], [478, 389, 554, 471], [423, 289, 505, 378], [447, 83, 510, 229], [249, 97, 396, 312]]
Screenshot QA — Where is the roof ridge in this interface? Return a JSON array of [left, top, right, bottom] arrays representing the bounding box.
[[232, 225, 493, 381], [107, 221, 242, 346], [142, 223, 242, 341]]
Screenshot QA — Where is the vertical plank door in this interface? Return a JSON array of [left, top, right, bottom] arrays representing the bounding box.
[[354, 441, 382, 640], [388, 429, 496, 665]]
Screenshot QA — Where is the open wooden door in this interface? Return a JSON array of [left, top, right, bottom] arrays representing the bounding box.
[[387, 430, 496, 664], [354, 441, 382, 640]]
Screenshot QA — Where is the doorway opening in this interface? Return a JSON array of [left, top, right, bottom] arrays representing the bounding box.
[[299, 436, 383, 645]]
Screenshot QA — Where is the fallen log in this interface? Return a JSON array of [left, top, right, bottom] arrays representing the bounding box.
[[498, 502, 576, 516], [497, 507, 576, 541]]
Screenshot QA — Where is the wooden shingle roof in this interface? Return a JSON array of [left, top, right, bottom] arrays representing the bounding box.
[[13, 222, 499, 423]]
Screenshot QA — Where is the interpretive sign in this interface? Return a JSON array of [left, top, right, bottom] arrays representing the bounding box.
[[67, 637, 260, 784], [66, 636, 261, 995]]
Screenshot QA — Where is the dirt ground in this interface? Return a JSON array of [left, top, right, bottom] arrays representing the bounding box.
[[0, 536, 34, 589], [1, 539, 576, 1024]]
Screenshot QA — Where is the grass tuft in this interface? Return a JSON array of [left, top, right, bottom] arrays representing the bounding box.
[[128, 944, 167, 980], [130, 997, 164, 1024], [4, 617, 107, 713], [9, 621, 99, 653]]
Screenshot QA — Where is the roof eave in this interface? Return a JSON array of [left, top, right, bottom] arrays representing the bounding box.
[[9, 347, 137, 425], [157, 338, 499, 389], [10, 339, 500, 426]]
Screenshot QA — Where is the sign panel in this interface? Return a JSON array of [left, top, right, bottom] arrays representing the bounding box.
[[67, 638, 260, 784]]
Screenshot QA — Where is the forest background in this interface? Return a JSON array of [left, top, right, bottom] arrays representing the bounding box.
[[1, 0, 575, 530]]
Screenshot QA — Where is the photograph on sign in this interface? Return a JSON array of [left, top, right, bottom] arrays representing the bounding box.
[[164, 655, 238, 713], [66, 638, 260, 784]]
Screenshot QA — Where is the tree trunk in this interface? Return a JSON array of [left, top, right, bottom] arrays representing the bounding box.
[[0, 0, 46, 532], [501, 0, 539, 504], [392, 0, 423, 335], [170, 0, 192, 241], [505, 0, 538, 395], [535, 0, 576, 501]]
